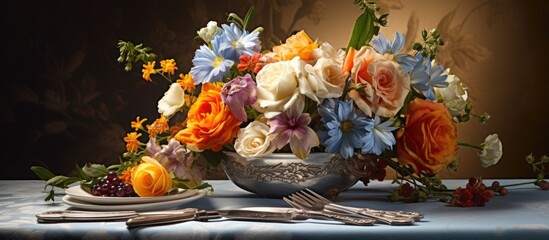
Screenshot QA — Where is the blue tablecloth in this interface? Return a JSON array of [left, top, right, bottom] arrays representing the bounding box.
[[0, 179, 547, 240]]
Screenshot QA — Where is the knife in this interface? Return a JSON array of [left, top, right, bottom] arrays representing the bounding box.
[[125, 208, 375, 228], [36, 208, 198, 223]]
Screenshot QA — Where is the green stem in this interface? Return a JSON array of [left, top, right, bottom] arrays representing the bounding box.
[[498, 181, 537, 188], [458, 142, 482, 150]]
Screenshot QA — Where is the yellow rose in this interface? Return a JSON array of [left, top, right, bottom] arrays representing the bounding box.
[[131, 156, 173, 197]]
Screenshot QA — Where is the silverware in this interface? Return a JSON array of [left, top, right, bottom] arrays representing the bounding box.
[[36, 208, 198, 223], [289, 188, 423, 224], [125, 208, 374, 228]]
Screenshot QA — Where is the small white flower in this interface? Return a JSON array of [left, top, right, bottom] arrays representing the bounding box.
[[197, 21, 220, 43], [157, 83, 185, 117], [479, 133, 503, 168]]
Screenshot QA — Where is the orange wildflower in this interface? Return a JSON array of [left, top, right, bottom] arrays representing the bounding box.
[[119, 166, 136, 184], [123, 132, 142, 152], [147, 115, 170, 138], [142, 61, 156, 81], [175, 83, 242, 152], [177, 73, 196, 92], [130, 116, 148, 131], [160, 59, 178, 75], [169, 122, 185, 139], [184, 95, 197, 107]]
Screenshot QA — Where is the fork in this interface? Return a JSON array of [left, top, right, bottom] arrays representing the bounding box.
[[282, 197, 376, 226], [302, 188, 424, 220], [290, 189, 423, 224]]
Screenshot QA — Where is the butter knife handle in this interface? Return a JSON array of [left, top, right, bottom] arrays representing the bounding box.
[[126, 212, 196, 228]]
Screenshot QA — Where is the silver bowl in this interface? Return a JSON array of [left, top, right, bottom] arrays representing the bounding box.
[[221, 151, 360, 199]]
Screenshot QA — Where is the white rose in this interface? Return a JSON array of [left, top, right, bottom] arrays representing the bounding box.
[[253, 60, 301, 118], [234, 121, 276, 157], [295, 57, 344, 102], [479, 133, 503, 168], [157, 83, 185, 117], [197, 21, 220, 43], [434, 70, 469, 117], [311, 42, 345, 64]]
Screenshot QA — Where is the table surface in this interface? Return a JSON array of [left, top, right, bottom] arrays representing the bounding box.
[[0, 179, 548, 240]]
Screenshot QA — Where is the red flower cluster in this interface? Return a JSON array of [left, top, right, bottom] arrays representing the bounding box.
[[449, 177, 493, 207], [366, 157, 388, 182]]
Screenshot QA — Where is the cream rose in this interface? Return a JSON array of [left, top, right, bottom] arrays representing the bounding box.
[[234, 120, 276, 157], [157, 83, 185, 117], [253, 60, 301, 118], [434, 70, 469, 118], [347, 47, 410, 117], [131, 156, 173, 197]]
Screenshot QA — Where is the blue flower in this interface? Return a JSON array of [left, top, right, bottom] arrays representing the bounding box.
[[371, 33, 416, 72], [318, 99, 373, 159], [410, 54, 449, 100], [218, 23, 261, 61], [189, 35, 234, 84], [362, 116, 398, 155]]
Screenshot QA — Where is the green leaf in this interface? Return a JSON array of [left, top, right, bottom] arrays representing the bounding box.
[[227, 13, 244, 29], [74, 164, 90, 180], [82, 163, 109, 177], [242, 6, 255, 30], [202, 150, 223, 167], [346, 9, 375, 52], [46, 175, 81, 188], [30, 166, 56, 181], [44, 188, 55, 202]]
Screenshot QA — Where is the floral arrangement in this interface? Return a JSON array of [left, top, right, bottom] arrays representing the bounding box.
[[32, 2, 548, 206]]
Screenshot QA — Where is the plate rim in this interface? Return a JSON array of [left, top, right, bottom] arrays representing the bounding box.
[[64, 185, 200, 205], [62, 189, 207, 211]]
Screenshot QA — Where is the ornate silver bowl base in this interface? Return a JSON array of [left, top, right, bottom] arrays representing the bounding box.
[[221, 152, 360, 199]]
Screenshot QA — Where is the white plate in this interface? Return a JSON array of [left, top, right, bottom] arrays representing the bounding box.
[[62, 189, 207, 211], [64, 185, 199, 205]]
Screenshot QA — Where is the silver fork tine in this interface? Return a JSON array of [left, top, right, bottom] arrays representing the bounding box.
[[283, 197, 375, 226], [291, 192, 317, 207], [287, 194, 313, 209], [304, 188, 331, 204], [283, 197, 302, 209], [303, 188, 423, 221]]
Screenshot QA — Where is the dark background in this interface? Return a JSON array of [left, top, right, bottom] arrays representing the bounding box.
[[2, 0, 548, 180]]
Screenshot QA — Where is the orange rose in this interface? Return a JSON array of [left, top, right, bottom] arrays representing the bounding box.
[[272, 30, 318, 61], [397, 98, 458, 174], [131, 156, 173, 197], [175, 83, 242, 152]]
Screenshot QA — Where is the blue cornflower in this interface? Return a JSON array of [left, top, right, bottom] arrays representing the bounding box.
[[371, 33, 417, 73], [318, 99, 374, 159], [410, 55, 449, 100], [218, 23, 261, 61], [361, 116, 398, 155], [189, 35, 234, 84]]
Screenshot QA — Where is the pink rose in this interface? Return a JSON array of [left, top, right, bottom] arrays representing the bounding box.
[[345, 47, 410, 117]]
